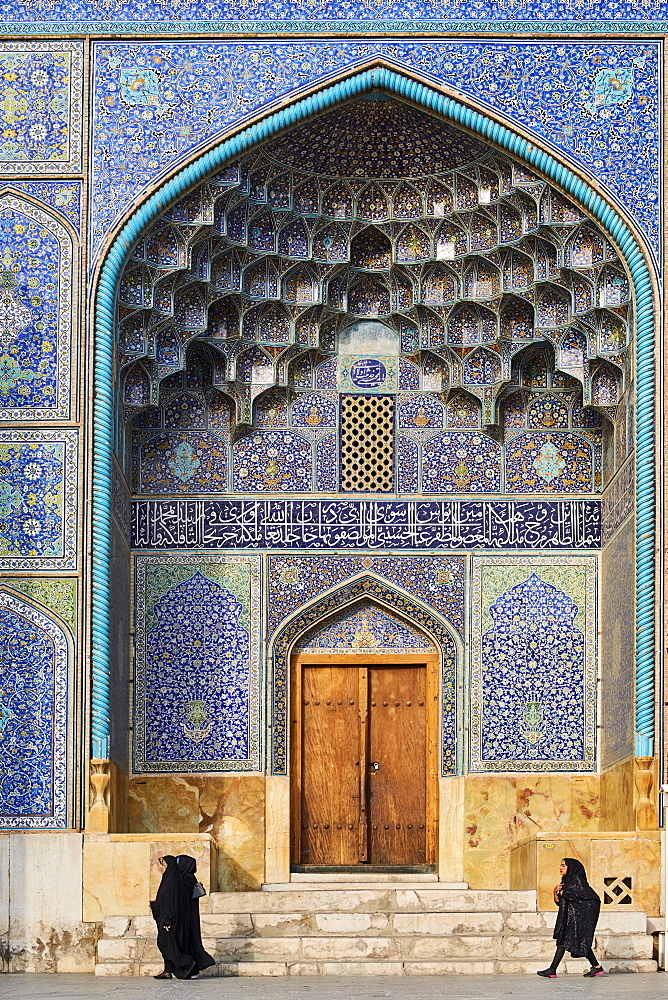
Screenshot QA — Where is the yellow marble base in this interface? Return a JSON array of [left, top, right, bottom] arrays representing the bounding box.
[[83, 833, 217, 922], [128, 775, 265, 891], [510, 831, 661, 914]]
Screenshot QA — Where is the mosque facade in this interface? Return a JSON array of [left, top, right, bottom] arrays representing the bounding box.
[[0, 2, 665, 975]]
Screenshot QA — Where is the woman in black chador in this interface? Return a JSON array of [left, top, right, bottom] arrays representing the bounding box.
[[537, 858, 605, 978], [151, 855, 214, 980], [176, 855, 215, 979]]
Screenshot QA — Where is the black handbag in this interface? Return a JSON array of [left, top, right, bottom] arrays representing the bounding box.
[[192, 881, 206, 899]]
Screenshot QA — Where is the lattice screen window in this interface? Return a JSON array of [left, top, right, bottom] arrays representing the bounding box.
[[340, 395, 395, 492], [603, 876, 633, 905]]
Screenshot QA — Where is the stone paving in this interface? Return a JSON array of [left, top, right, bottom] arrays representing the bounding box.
[[0, 974, 665, 1000]]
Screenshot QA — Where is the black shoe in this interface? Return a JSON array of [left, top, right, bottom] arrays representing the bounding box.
[[153, 971, 173, 979], [174, 962, 195, 980], [537, 969, 558, 978], [583, 966, 606, 977]]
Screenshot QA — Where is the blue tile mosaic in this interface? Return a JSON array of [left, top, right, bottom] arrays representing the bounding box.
[[0, 590, 69, 829], [232, 430, 312, 492], [422, 432, 501, 493], [296, 601, 437, 653], [600, 517, 634, 768], [469, 558, 597, 772], [133, 556, 261, 772], [1, 182, 82, 233], [0, 42, 83, 174], [132, 498, 602, 550], [505, 431, 598, 493], [91, 41, 659, 263], [0, 429, 78, 570], [267, 554, 465, 636], [269, 575, 459, 775], [0, 193, 75, 422]]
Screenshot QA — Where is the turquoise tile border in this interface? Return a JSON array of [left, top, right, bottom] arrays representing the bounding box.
[[91, 63, 656, 762]]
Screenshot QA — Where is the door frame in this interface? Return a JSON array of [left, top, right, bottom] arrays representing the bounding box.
[[290, 651, 440, 867]]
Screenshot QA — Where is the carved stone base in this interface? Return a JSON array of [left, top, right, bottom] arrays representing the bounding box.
[[634, 756, 658, 831], [87, 758, 110, 832]]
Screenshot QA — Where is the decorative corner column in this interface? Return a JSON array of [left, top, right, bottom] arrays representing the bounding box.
[[634, 748, 658, 831], [87, 757, 111, 832]]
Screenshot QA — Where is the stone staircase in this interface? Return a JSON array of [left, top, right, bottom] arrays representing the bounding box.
[[95, 880, 657, 977]]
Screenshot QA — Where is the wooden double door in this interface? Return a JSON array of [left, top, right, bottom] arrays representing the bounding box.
[[291, 655, 437, 867]]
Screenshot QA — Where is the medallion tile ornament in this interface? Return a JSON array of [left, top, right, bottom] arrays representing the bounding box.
[[0, 193, 74, 421], [133, 555, 261, 772], [0, 42, 83, 174], [469, 556, 597, 773], [0, 589, 69, 829], [0, 428, 78, 570]]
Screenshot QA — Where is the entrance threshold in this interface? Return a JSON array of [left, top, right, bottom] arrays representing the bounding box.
[[292, 864, 436, 875]]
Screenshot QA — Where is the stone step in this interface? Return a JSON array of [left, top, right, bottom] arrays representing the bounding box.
[[287, 872, 441, 883], [266, 881, 461, 891], [95, 957, 659, 978], [209, 888, 538, 913], [97, 930, 654, 964]]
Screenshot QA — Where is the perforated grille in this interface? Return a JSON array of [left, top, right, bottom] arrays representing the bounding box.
[[340, 395, 395, 492]]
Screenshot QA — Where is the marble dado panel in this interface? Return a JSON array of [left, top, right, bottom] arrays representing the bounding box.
[[91, 41, 659, 262], [0, 193, 75, 422], [128, 775, 264, 892], [0, 42, 83, 174], [0, 429, 78, 570], [470, 556, 597, 773], [0, 590, 70, 830], [599, 517, 634, 770], [133, 555, 261, 773], [268, 554, 465, 637]]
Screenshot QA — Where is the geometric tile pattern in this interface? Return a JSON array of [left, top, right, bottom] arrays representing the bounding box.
[[268, 555, 465, 637], [133, 555, 261, 772], [0, 428, 78, 570], [0, 42, 83, 174], [599, 517, 635, 769], [295, 601, 438, 654], [91, 40, 659, 260], [269, 575, 459, 776], [0, 193, 74, 421], [0, 589, 69, 829], [470, 556, 597, 772]]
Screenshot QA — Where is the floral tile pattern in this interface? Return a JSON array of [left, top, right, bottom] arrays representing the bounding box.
[[0, 193, 74, 421], [269, 574, 459, 775], [133, 555, 261, 772], [599, 517, 634, 769], [296, 601, 437, 654], [0, 429, 78, 570], [0, 42, 83, 174], [91, 41, 659, 261], [0, 590, 69, 829], [470, 556, 597, 772]]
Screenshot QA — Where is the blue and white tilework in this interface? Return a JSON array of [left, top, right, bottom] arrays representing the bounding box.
[[91, 41, 659, 263], [1, 182, 82, 233], [469, 556, 597, 772], [0, 193, 74, 421], [232, 430, 312, 492], [296, 601, 437, 654], [268, 555, 465, 637], [0, 429, 78, 570], [422, 432, 501, 493], [0, 589, 69, 829], [133, 556, 261, 772], [269, 574, 459, 775], [0, 42, 83, 174]]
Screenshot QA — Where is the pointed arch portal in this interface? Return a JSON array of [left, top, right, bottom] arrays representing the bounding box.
[[92, 64, 656, 778]]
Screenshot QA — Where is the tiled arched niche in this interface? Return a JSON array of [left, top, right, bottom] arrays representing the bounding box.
[[99, 69, 654, 878]]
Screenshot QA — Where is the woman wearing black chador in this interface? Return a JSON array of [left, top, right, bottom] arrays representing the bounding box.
[[537, 858, 605, 978], [151, 855, 214, 980]]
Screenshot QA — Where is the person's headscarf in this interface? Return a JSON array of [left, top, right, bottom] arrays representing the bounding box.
[[177, 855, 197, 878], [561, 858, 599, 901]]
